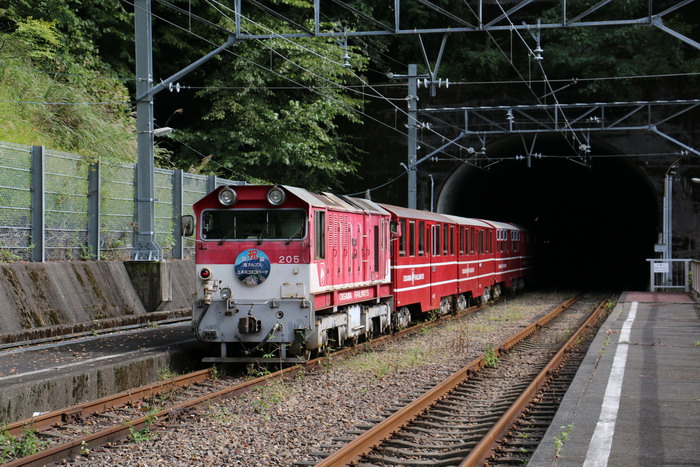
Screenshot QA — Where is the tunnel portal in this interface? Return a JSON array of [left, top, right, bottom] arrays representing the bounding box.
[[437, 135, 659, 290]]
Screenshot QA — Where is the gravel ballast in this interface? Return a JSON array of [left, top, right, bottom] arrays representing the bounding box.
[[66, 291, 576, 466]]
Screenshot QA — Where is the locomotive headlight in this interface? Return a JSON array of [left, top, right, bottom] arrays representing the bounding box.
[[199, 268, 212, 280], [266, 186, 286, 206], [220, 287, 232, 300], [218, 187, 237, 206]]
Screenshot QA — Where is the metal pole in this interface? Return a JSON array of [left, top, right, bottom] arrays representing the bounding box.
[[30, 146, 45, 262], [88, 160, 101, 260], [407, 64, 418, 209], [173, 169, 184, 260], [133, 0, 162, 261], [207, 175, 218, 193], [429, 173, 434, 212], [665, 172, 673, 263]]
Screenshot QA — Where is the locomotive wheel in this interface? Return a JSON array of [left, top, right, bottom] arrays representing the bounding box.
[[393, 306, 411, 330], [481, 287, 491, 304], [493, 284, 502, 299], [440, 297, 452, 315], [457, 294, 467, 310]]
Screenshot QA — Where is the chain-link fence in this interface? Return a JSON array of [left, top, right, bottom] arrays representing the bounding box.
[[0, 141, 241, 261]]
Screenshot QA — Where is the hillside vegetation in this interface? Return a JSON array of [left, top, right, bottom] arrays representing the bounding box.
[[0, 17, 136, 162]]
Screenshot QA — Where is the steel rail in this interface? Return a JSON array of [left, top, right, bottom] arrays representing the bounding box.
[[5, 369, 212, 438], [315, 294, 582, 466], [6, 300, 487, 466], [6, 365, 308, 467], [460, 293, 613, 465]]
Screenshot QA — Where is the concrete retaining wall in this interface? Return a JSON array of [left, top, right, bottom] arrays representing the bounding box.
[[0, 345, 202, 422], [0, 260, 195, 339]]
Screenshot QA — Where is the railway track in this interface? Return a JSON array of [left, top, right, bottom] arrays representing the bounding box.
[[312, 292, 612, 466], [4, 297, 493, 466]]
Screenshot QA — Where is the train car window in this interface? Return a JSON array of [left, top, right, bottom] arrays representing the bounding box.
[[202, 209, 306, 241], [418, 221, 425, 256], [459, 227, 464, 255], [449, 225, 454, 255], [434, 224, 441, 256], [409, 220, 416, 257], [478, 230, 484, 254], [399, 219, 406, 257], [443, 224, 449, 255], [315, 211, 325, 260]]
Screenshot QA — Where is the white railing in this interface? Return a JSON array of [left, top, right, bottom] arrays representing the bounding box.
[[647, 258, 693, 292], [692, 260, 700, 296]]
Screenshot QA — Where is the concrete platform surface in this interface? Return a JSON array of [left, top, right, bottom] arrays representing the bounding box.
[[0, 322, 203, 423], [529, 292, 700, 466]]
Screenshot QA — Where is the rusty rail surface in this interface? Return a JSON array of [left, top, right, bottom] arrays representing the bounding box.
[[315, 294, 583, 466], [460, 293, 613, 466], [6, 369, 212, 438], [5, 299, 488, 466]]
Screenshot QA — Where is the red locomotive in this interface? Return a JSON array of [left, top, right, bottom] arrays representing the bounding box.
[[182, 185, 531, 362]]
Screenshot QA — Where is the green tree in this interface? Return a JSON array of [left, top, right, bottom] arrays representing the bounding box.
[[164, 3, 368, 189]]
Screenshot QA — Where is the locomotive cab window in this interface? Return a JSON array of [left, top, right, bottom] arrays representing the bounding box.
[[201, 209, 306, 241]]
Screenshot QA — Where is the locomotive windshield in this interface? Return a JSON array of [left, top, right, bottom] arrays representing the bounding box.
[[201, 209, 306, 242]]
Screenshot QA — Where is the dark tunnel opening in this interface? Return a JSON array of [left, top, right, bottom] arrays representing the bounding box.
[[438, 135, 659, 291]]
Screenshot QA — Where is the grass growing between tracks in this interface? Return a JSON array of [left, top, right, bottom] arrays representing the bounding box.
[[0, 427, 46, 462], [347, 340, 440, 381]]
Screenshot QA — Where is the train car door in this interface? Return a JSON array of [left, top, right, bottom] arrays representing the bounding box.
[[354, 217, 362, 284], [475, 227, 485, 297], [429, 222, 440, 310]]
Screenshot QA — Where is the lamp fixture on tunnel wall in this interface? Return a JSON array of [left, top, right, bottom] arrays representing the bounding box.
[[692, 178, 700, 184]]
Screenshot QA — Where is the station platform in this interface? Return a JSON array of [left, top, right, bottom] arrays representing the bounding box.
[[529, 292, 700, 466]]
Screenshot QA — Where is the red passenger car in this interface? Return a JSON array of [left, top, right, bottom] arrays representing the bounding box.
[[381, 205, 530, 322]]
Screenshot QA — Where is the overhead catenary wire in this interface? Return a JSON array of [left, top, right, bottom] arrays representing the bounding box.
[[458, 0, 586, 157], [121, 0, 474, 196], [201, 1, 501, 193], [202, 0, 488, 165], [124, 0, 686, 195], [143, 0, 486, 179]]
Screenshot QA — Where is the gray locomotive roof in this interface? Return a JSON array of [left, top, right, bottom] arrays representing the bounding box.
[[283, 186, 388, 215]]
